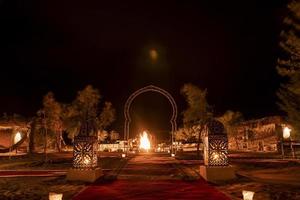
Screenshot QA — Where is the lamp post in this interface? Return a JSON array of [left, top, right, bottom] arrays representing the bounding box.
[[41, 110, 48, 163], [284, 126, 296, 159], [14, 132, 22, 154], [282, 126, 291, 159], [283, 126, 291, 140]]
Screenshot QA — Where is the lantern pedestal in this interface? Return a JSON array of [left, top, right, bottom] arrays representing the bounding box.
[[67, 168, 102, 182], [200, 165, 235, 182]]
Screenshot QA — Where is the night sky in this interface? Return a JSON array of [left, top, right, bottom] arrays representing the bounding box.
[[0, 0, 288, 138]]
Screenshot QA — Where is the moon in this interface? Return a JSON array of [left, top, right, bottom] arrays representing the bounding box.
[[149, 49, 158, 61]]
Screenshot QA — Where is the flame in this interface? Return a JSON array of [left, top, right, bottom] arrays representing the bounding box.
[[14, 132, 22, 144], [139, 131, 151, 151], [83, 157, 90, 165], [149, 49, 158, 61]]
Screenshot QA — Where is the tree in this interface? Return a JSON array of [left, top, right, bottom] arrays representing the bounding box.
[[62, 104, 80, 141], [39, 92, 64, 152], [63, 85, 116, 139], [64, 85, 101, 137], [277, 1, 300, 139], [98, 130, 109, 142], [97, 102, 116, 131], [110, 130, 120, 142], [175, 128, 189, 141], [175, 127, 198, 142], [181, 83, 213, 158], [28, 118, 36, 154], [218, 110, 243, 150]]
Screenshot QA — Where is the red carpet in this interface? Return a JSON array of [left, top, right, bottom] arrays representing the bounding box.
[[73, 179, 230, 200]]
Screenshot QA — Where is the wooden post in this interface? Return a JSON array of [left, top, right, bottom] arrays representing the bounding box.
[[281, 140, 284, 159], [291, 142, 295, 159]]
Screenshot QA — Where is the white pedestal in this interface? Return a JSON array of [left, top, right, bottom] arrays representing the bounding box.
[[200, 165, 235, 182], [67, 168, 102, 182]]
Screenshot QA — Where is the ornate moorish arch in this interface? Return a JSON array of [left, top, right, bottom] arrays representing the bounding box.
[[124, 85, 178, 153]]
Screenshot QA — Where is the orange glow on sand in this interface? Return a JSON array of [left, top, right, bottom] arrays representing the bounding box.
[[139, 131, 151, 151]]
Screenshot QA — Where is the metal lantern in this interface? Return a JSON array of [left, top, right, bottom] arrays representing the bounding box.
[[72, 116, 98, 169], [203, 119, 229, 166], [73, 136, 98, 169]]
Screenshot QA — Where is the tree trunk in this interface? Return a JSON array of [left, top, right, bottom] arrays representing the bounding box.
[[235, 136, 239, 150], [28, 122, 35, 154], [56, 130, 61, 152], [44, 127, 48, 162], [44, 128, 47, 155], [197, 138, 200, 159], [197, 126, 203, 159]]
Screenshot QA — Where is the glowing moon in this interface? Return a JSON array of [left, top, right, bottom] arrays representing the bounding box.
[[149, 49, 158, 61]]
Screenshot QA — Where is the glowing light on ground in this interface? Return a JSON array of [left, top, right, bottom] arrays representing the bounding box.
[[49, 192, 63, 200], [139, 131, 151, 151], [14, 132, 22, 144], [242, 190, 255, 200]]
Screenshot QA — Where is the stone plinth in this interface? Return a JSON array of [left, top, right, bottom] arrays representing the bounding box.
[[67, 168, 102, 182], [200, 165, 235, 182]]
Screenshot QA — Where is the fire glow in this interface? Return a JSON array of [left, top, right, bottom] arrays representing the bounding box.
[[139, 131, 151, 151]]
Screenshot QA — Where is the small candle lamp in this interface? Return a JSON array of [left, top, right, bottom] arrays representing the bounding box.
[[49, 192, 63, 200], [242, 190, 255, 200]]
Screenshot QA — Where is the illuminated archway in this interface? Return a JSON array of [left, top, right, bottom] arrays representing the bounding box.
[[124, 85, 177, 153]]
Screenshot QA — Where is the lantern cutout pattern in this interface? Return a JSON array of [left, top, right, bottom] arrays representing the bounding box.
[[73, 115, 98, 169], [203, 119, 229, 166], [73, 136, 98, 169]]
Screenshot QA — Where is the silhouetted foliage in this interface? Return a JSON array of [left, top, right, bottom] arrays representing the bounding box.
[[97, 102, 116, 131], [109, 130, 120, 142], [181, 83, 213, 158], [218, 110, 244, 149], [277, 1, 300, 138], [175, 127, 198, 143], [40, 92, 63, 151], [181, 83, 212, 127], [63, 85, 116, 138]]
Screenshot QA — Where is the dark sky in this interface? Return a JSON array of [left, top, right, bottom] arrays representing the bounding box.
[[0, 0, 288, 138]]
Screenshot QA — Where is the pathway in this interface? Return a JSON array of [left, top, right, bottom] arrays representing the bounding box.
[[73, 153, 230, 200], [0, 170, 66, 177]]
